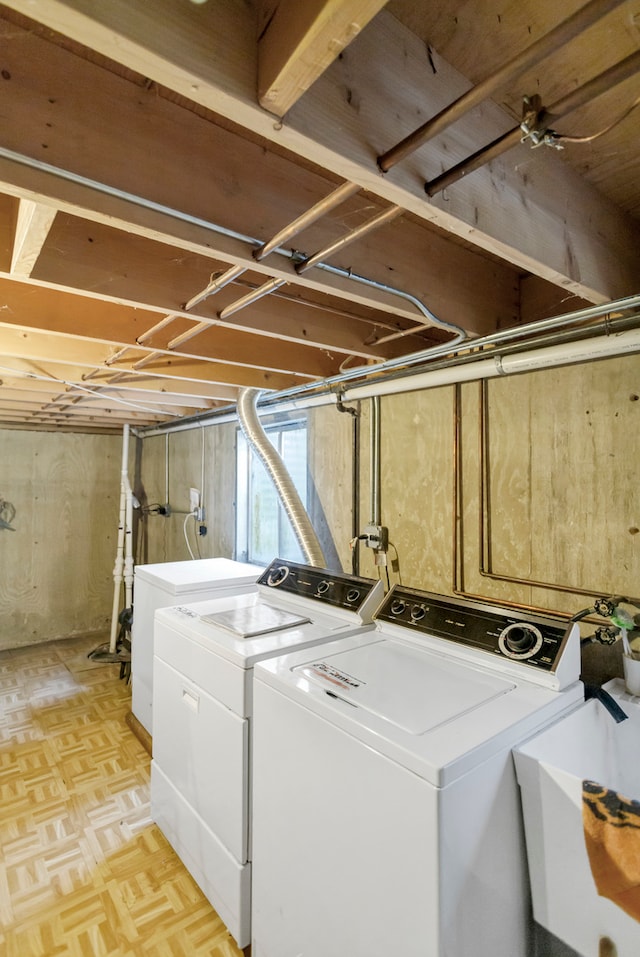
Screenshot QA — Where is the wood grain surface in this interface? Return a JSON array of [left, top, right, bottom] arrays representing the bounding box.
[[0, 634, 243, 956]]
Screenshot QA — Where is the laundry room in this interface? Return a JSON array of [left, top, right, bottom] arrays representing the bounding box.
[[0, 2, 639, 956]]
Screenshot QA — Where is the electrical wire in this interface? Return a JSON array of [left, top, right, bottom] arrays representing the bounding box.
[[183, 513, 197, 560], [554, 96, 640, 144]]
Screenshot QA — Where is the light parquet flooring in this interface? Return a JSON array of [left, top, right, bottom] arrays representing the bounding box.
[[0, 635, 244, 957]]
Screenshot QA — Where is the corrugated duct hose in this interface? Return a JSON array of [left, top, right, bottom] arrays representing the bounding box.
[[237, 388, 326, 568]]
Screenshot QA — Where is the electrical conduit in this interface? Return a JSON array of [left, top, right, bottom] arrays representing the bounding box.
[[237, 389, 326, 568]]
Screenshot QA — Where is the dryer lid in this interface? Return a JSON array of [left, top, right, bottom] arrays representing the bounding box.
[[296, 639, 515, 735]]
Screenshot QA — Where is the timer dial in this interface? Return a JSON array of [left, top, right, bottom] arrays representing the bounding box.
[[498, 622, 543, 659]]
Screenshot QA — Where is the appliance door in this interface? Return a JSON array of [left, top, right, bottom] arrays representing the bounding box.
[[153, 655, 249, 863], [251, 679, 440, 957]]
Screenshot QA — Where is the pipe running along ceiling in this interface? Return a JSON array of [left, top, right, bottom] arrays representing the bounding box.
[[0, 0, 638, 431]]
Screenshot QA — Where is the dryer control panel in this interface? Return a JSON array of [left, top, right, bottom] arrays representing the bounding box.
[[258, 558, 381, 613], [375, 586, 572, 674]]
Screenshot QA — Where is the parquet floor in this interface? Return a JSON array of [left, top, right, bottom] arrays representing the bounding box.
[[0, 635, 244, 957]]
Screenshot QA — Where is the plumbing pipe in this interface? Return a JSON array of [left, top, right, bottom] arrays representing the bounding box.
[[109, 423, 129, 654], [370, 396, 381, 527], [296, 206, 403, 275], [137, 308, 640, 436], [236, 388, 326, 567], [254, 181, 361, 261], [426, 47, 640, 196], [218, 278, 288, 319], [377, 0, 627, 172], [184, 265, 247, 311]]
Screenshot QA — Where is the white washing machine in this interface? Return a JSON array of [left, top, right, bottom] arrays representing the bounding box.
[[251, 585, 584, 957], [150, 558, 384, 950], [131, 557, 262, 735]]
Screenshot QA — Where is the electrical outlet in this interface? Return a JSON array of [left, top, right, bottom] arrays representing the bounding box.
[[363, 524, 389, 550], [189, 487, 200, 512]]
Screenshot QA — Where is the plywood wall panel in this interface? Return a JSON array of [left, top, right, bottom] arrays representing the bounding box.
[[307, 404, 354, 572], [361, 387, 455, 592]]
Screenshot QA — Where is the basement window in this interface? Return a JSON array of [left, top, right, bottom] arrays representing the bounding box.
[[235, 419, 308, 566]]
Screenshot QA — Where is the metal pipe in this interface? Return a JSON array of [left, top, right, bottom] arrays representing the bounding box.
[[378, 0, 627, 172], [137, 299, 640, 435], [167, 320, 212, 350], [218, 278, 287, 319], [184, 265, 246, 311], [296, 206, 403, 275], [137, 313, 182, 345], [236, 388, 326, 567], [254, 181, 361, 261], [0, 145, 464, 349], [370, 396, 381, 526], [426, 48, 640, 196]]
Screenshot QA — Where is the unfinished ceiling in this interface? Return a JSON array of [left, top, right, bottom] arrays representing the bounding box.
[[0, 0, 638, 432]]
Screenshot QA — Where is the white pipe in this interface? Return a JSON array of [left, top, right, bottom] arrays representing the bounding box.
[[109, 424, 130, 653], [343, 327, 640, 402], [137, 323, 640, 436]]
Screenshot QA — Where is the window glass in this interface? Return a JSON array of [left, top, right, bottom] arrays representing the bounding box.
[[236, 421, 307, 565]]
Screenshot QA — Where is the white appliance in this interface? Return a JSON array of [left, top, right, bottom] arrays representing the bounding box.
[[131, 557, 261, 734], [251, 585, 584, 957], [150, 558, 384, 950]]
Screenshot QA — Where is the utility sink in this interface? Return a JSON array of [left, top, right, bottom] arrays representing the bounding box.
[[514, 679, 640, 957]]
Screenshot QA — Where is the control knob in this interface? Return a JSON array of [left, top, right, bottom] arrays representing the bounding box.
[[498, 622, 543, 659], [390, 599, 406, 616], [267, 564, 289, 587], [346, 588, 360, 604], [410, 605, 426, 622], [317, 580, 330, 595]]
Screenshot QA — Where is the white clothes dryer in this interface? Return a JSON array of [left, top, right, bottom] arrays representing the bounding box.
[[131, 557, 262, 734], [150, 558, 384, 950], [251, 585, 584, 957]]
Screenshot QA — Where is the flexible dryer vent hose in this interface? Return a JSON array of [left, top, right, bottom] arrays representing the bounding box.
[[237, 389, 326, 568]]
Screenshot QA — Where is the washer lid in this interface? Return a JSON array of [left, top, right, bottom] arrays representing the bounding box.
[[134, 558, 261, 593], [296, 640, 515, 735]]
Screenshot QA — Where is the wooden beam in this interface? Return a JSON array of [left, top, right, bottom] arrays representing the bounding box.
[[0, 325, 310, 392], [257, 0, 387, 116], [0, 277, 338, 378], [10, 199, 57, 276], [3, 0, 637, 301], [0, 17, 520, 336]]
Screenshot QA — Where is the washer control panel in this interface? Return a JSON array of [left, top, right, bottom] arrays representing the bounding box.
[[257, 558, 380, 612], [376, 586, 571, 673]]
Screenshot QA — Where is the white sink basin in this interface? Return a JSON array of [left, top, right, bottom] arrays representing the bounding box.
[[514, 679, 640, 957]]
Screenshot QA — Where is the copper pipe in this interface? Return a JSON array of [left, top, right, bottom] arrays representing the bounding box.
[[137, 313, 182, 345], [296, 205, 402, 275], [218, 278, 287, 319], [426, 48, 640, 196], [133, 351, 163, 370], [184, 265, 246, 311], [378, 0, 627, 172], [168, 320, 212, 350], [254, 181, 361, 261]]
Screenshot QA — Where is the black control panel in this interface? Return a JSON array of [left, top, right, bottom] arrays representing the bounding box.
[[257, 558, 379, 612], [375, 585, 572, 673]]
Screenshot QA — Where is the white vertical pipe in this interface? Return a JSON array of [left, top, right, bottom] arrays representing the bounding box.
[[109, 424, 130, 653]]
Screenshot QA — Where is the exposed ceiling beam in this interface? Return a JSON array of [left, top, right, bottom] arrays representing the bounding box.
[[0, 325, 308, 392], [3, 0, 637, 301], [10, 199, 57, 276], [257, 0, 388, 116]]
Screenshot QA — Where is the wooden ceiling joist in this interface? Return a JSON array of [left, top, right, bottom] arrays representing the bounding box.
[[257, 0, 388, 116], [2, 0, 637, 302]]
